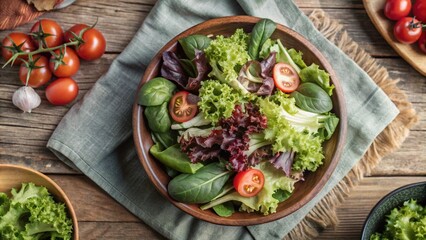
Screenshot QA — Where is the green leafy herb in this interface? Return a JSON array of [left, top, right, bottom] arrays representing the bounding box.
[[0, 183, 73, 239], [138, 77, 176, 106], [299, 64, 335, 96], [150, 143, 204, 174], [248, 18, 276, 60], [212, 202, 235, 217], [179, 35, 212, 60], [168, 162, 232, 204], [290, 82, 333, 114], [144, 102, 172, 133]]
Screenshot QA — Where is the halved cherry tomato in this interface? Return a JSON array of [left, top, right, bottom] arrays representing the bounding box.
[[49, 47, 80, 77], [19, 55, 52, 88], [45, 77, 79, 105], [393, 17, 422, 44], [1, 32, 35, 64], [169, 91, 198, 123], [273, 63, 300, 93], [418, 32, 426, 54], [30, 19, 64, 48], [384, 0, 412, 21], [413, 0, 426, 22], [233, 169, 265, 197], [64, 24, 106, 61]]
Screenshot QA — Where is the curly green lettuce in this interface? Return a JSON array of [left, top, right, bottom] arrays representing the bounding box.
[[204, 28, 250, 94], [198, 80, 242, 124], [371, 199, 426, 240], [0, 182, 73, 240]]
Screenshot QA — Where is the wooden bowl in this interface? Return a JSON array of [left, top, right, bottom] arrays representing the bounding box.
[[0, 164, 79, 239], [133, 16, 347, 226], [361, 181, 426, 239]]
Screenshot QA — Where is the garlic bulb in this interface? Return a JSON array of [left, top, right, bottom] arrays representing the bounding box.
[[12, 86, 41, 113]]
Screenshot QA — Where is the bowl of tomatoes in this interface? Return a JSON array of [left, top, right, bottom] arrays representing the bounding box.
[[132, 16, 347, 225], [363, 0, 426, 76]]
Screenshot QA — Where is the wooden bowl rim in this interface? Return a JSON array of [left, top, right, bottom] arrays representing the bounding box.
[[0, 164, 79, 239], [132, 15, 347, 226]]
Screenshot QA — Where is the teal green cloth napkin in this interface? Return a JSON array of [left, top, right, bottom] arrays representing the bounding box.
[[47, 0, 399, 239]]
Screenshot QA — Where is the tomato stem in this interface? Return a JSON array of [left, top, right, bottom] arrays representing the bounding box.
[[2, 41, 79, 68]]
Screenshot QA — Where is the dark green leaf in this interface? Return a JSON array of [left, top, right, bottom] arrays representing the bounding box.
[[248, 18, 276, 60], [150, 143, 203, 174], [144, 102, 171, 133], [168, 162, 232, 203], [299, 64, 335, 96], [179, 35, 211, 60], [290, 82, 333, 113], [138, 77, 176, 106], [212, 202, 235, 217], [151, 131, 178, 149], [272, 189, 292, 202]]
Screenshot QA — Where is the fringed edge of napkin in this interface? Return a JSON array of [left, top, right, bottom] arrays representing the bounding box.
[[284, 9, 419, 240]]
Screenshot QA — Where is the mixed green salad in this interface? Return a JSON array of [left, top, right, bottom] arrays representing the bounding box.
[[0, 182, 73, 239], [370, 199, 426, 240], [138, 18, 339, 217]]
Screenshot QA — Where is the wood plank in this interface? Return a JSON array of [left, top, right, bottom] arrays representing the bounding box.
[[44, 175, 426, 239], [318, 176, 426, 239]]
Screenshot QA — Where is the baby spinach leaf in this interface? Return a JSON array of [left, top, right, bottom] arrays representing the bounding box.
[[144, 102, 171, 133], [248, 18, 276, 60], [212, 202, 235, 217], [290, 82, 333, 114], [150, 143, 203, 174], [138, 77, 176, 106], [317, 114, 339, 140], [299, 64, 335, 96], [168, 162, 232, 204], [151, 131, 178, 149], [179, 35, 211, 60]]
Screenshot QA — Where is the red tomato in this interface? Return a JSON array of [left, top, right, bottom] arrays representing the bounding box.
[[273, 63, 300, 93], [393, 17, 422, 44], [64, 24, 106, 60], [418, 31, 426, 54], [1, 32, 35, 64], [19, 55, 52, 88], [233, 169, 265, 197], [413, 0, 426, 22], [30, 19, 64, 48], [49, 47, 80, 77], [169, 91, 198, 123], [45, 78, 79, 105], [384, 0, 412, 21]]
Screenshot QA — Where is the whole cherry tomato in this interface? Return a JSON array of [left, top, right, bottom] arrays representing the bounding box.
[[64, 24, 106, 60], [30, 19, 64, 48], [393, 17, 422, 44], [233, 168, 265, 197], [45, 77, 79, 105], [49, 47, 80, 77], [418, 32, 426, 54], [384, 0, 412, 21], [413, 0, 426, 22], [1, 32, 35, 65], [273, 63, 300, 93], [19, 55, 52, 88]]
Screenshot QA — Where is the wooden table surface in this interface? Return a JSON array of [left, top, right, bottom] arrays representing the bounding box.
[[0, 0, 425, 239]]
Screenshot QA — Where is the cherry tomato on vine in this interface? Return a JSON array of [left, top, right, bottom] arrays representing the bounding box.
[[393, 17, 422, 44], [384, 0, 412, 21], [64, 24, 106, 60], [30, 19, 64, 48], [45, 77, 79, 105], [169, 91, 198, 123], [1, 32, 35, 64], [233, 169, 265, 197], [19, 55, 52, 88], [418, 32, 426, 54], [273, 63, 300, 93], [49, 47, 80, 77], [413, 0, 426, 22]]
